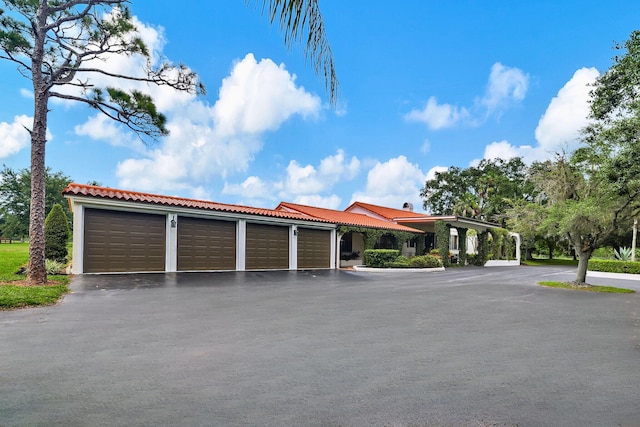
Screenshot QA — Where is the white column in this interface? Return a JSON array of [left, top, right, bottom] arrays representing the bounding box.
[[165, 213, 178, 272], [511, 232, 521, 263], [72, 203, 84, 274], [330, 229, 338, 269], [290, 225, 298, 270], [236, 219, 246, 271]]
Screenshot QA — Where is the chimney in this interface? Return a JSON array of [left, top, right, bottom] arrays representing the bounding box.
[[402, 202, 414, 212]]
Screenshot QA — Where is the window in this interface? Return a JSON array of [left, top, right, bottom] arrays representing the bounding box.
[[450, 234, 459, 251]]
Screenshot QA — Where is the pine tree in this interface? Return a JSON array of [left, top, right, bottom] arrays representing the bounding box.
[[44, 204, 70, 263]]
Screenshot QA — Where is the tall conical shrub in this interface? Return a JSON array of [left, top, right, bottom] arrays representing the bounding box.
[[45, 203, 70, 263]]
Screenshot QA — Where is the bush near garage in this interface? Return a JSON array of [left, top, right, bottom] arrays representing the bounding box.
[[45, 203, 70, 263], [384, 255, 411, 268], [364, 249, 399, 267], [409, 255, 442, 268], [588, 259, 640, 274]]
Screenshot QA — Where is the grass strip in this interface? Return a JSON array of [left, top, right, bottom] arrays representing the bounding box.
[[0, 279, 69, 310], [523, 258, 578, 267], [539, 281, 635, 294]]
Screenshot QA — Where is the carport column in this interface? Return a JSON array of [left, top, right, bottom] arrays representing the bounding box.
[[236, 219, 246, 271], [289, 225, 298, 270], [330, 229, 337, 269], [71, 203, 84, 274], [165, 213, 178, 272], [511, 232, 521, 263]]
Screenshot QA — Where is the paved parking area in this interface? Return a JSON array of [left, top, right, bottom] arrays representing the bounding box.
[[1, 266, 639, 426]]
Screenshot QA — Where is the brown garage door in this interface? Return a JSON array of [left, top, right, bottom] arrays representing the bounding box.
[[246, 223, 289, 270], [84, 208, 166, 273], [177, 217, 236, 271], [297, 228, 331, 269]]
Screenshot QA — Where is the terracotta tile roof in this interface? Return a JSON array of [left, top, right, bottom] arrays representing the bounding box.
[[276, 202, 423, 233], [63, 183, 331, 223], [345, 201, 433, 221]]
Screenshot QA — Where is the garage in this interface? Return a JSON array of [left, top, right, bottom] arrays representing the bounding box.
[[83, 208, 166, 273], [297, 228, 331, 269], [177, 217, 236, 271], [245, 223, 289, 270]]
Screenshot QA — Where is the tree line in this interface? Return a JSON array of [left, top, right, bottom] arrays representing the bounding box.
[[0, 166, 73, 240]]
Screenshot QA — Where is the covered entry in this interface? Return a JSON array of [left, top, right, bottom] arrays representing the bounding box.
[[245, 223, 289, 270], [83, 208, 166, 273], [297, 227, 331, 269], [177, 217, 236, 271]]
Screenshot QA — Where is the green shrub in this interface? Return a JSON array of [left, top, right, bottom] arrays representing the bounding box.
[[385, 260, 411, 268], [592, 247, 615, 259], [364, 249, 399, 267], [588, 259, 640, 274], [409, 254, 442, 268], [45, 259, 66, 275], [45, 203, 70, 263]]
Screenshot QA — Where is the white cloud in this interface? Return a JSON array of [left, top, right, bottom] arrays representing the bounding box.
[[420, 139, 431, 154], [110, 53, 322, 196], [20, 89, 33, 99], [222, 176, 271, 199], [74, 114, 141, 150], [535, 67, 599, 152], [213, 54, 320, 137], [479, 63, 529, 113], [404, 96, 469, 130], [318, 149, 360, 179], [475, 67, 599, 165], [406, 63, 528, 130], [350, 156, 426, 211], [293, 194, 342, 210], [425, 165, 448, 181], [222, 149, 360, 207], [0, 115, 32, 158]]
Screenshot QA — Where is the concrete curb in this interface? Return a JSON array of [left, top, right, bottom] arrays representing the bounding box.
[[586, 270, 640, 281], [352, 265, 445, 273]]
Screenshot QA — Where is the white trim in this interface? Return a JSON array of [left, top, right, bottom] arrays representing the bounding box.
[[71, 203, 84, 274], [165, 213, 178, 272], [290, 225, 298, 270], [236, 219, 246, 271], [330, 229, 337, 269]]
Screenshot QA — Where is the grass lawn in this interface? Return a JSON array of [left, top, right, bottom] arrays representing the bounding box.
[[523, 257, 578, 267], [539, 281, 635, 294], [0, 242, 69, 310]]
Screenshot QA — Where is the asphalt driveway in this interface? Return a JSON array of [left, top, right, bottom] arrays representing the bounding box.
[[1, 266, 639, 426]]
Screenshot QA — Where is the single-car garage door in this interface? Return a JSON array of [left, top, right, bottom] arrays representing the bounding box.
[[178, 217, 236, 271], [246, 223, 289, 270], [297, 228, 331, 269], [84, 208, 166, 273]]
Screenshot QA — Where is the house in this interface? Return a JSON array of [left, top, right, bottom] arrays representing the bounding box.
[[63, 183, 518, 274], [344, 201, 511, 262]]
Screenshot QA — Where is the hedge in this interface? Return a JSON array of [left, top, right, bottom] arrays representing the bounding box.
[[364, 249, 400, 267], [588, 259, 640, 275]]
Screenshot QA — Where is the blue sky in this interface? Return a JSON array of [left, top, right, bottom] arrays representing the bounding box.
[[1, 1, 639, 212]]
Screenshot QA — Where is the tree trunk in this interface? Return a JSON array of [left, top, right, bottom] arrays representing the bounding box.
[[547, 240, 554, 259], [26, 2, 49, 285], [525, 247, 534, 260], [574, 249, 593, 284], [633, 218, 637, 262]]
